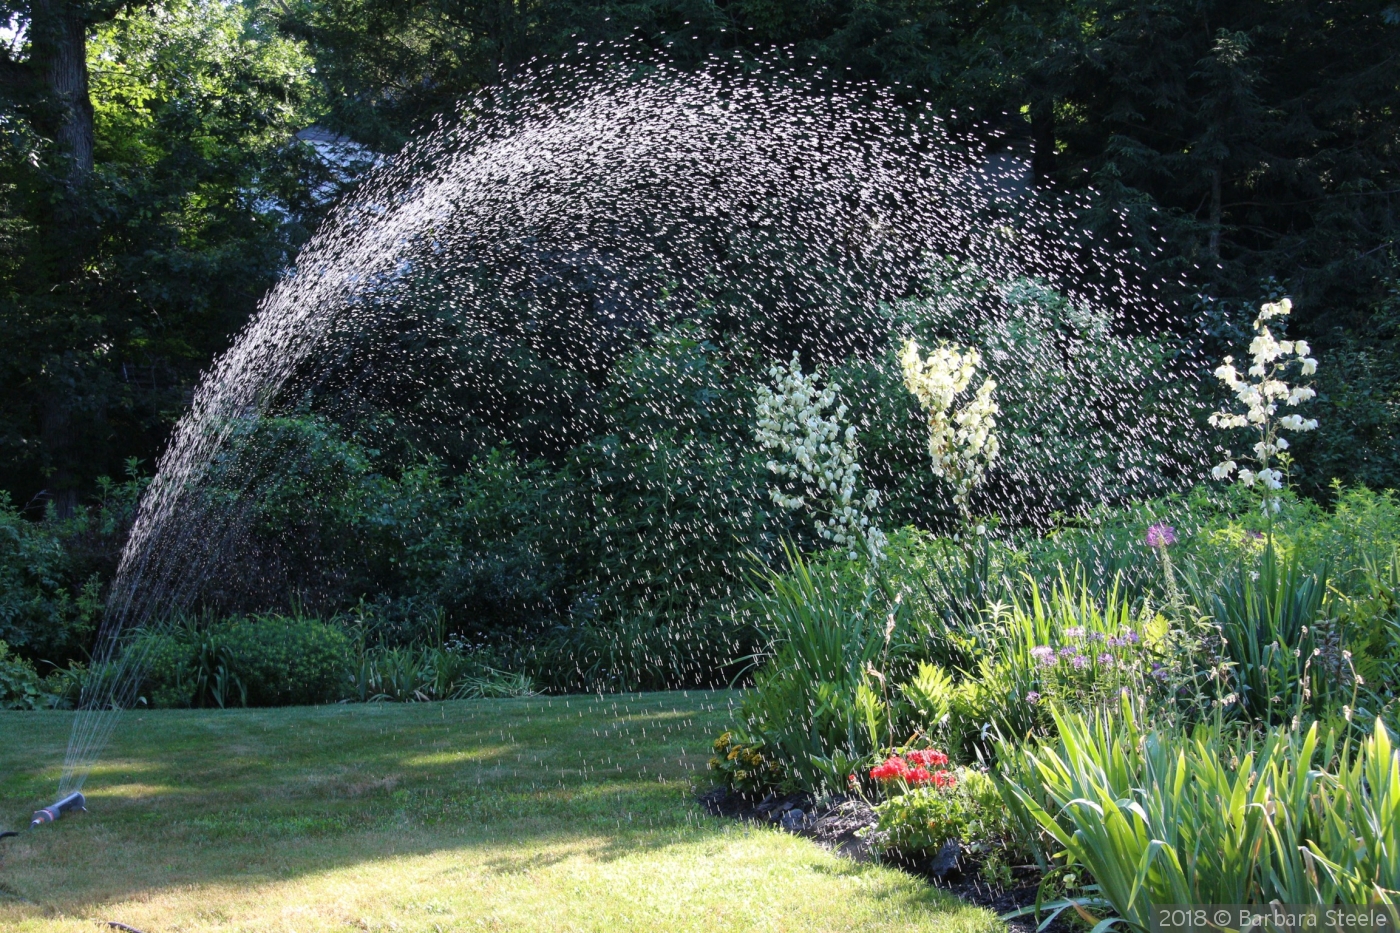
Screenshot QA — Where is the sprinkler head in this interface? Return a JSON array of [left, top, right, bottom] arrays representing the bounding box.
[[30, 791, 86, 829]]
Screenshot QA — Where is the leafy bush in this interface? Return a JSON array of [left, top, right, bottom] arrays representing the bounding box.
[[132, 614, 350, 708], [0, 639, 66, 709], [871, 782, 968, 856], [207, 615, 349, 706], [0, 494, 99, 663], [846, 260, 1206, 526], [708, 730, 784, 795], [130, 627, 203, 709]]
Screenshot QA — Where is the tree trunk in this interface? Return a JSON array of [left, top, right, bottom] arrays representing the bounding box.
[[1208, 163, 1222, 261], [26, 2, 95, 517], [28, 0, 94, 187], [40, 405, 79, 518], [1030, 99, 1057, 187]]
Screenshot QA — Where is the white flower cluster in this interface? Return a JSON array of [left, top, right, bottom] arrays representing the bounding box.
[[1209, 298, 1319, 506], [899, 338, 1000, 516], [754, 353, 887, 561]]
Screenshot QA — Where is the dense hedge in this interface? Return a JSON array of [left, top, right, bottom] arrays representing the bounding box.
[[134, 615, 350, 708]]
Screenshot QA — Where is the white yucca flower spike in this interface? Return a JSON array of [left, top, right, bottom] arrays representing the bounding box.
[[754, 353, 886, 561], [1209, 298, 1318, 513], [901, 338, 1000, 519]]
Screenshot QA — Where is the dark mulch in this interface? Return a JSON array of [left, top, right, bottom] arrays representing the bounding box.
[[698, 787, 1070, 933]]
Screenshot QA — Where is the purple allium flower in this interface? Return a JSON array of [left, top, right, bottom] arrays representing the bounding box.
[[1089, 631, 1105, 642], [1059, 646, 1077, 659], [1031, 646, 1056, 666], [1107, 636, 1124, 648], [1124, 630, 1140, 645], [1146, 523, 1177, 548], [1065, 626, 1086, 639], [1152, 664, 1170, 681], [1098, 653, 1114, 666], [1026, 691, 1041, 705], [1071, 655, 1089, 670]]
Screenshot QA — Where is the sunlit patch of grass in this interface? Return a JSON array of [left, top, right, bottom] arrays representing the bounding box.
[[82, 782, 185, 801], [400, 744, 514, 767], [0, 693, 998, 933]]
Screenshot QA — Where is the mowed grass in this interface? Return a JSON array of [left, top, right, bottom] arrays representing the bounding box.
[[0, 692, 998, 933]]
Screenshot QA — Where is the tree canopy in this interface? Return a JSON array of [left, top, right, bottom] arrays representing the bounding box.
[[0, 0, 1397, 510]]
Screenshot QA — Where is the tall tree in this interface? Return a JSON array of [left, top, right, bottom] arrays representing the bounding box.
[[0, 0, 328, 511]]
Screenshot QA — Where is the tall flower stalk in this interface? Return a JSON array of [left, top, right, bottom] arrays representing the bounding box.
[[900, 338, 999, 523], [755, 353, 887, 561], [1147, 522, 1186, 617], [1209, 298, 1319, 520]]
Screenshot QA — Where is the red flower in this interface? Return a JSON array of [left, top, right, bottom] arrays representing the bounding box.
[[869, 756, 910, 782], [906, 766, 934, 785], [932, 770, 957, 789], [906, 749, 950, 768]]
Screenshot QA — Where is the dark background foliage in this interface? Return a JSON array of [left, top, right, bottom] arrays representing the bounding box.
[[0, 0, 1396, 681]]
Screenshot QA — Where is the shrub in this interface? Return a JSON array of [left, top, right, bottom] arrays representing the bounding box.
[[0, 639, 60, 709], [130, 628, 201, 708], [859, 260, 1205, 525], [0, 493, 97, 663], [871, 782, 968, 857], [132, 614, 350, 708], [209, 615, 350, 706]]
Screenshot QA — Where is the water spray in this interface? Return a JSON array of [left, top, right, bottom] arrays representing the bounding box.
[[29, 791, 86, 828]]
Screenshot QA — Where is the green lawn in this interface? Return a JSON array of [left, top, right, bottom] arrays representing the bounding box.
[[0, 692, 998, 932]]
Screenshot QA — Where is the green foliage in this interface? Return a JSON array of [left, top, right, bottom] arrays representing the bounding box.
[[1195, 543, 1334, 723], [209, 615, 350, 707], [134, 614, 350, 708], [871, 782, 971, 857], [0, 639, 61, 710], [526, 607, 751, 694], [874, 261, 1204, 521], [0, 493, 84, 661], [708, 730, 784, 795], [179, 327, 771, 693], [0, 0, 329, 501], [998, 704, 1400, 924], [732, 546, 901, 790], [0, 469, 140, 667], [720, 480, 1400, 816], [868, 766, 1028, 868], [346, 641, 536, 702]]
